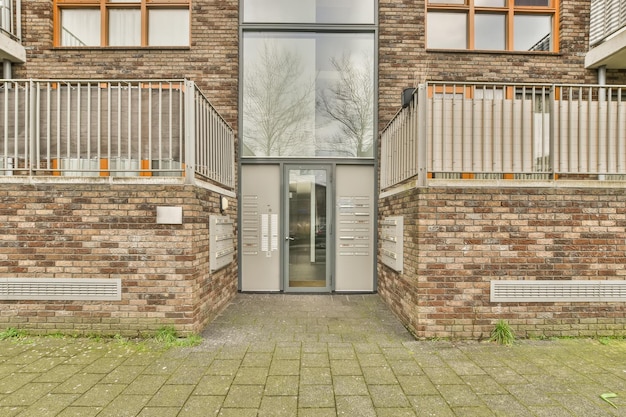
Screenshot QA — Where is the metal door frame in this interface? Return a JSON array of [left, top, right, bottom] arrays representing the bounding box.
[[282, 163, 333, 292]]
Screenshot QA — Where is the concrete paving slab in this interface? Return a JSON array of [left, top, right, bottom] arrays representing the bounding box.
[[0, 293, 624, 416]]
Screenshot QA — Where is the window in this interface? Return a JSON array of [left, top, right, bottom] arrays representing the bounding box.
[[241, 0, 376, 158], [427, 0, 558, 52], [54, 0, 190, 47], [242, 32, 375, 157], [242, 0, 375, 24]]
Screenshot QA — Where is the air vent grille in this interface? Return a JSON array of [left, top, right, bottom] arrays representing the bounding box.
[[491, 280, 626, 303], [0, 278, 122, 301]]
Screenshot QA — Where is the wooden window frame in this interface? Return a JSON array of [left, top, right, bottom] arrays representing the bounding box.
[[426, 0, 559, 52], [53, 0, 190, 47]]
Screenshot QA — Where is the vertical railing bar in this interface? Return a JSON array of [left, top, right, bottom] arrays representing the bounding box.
[[586, 87, 598, 173], [12, 82, 18, 171], [97, 83, 101, 170], [179, 83, 184, 173], [35, 82, 41, 173], [578, 86, 583, 173], [127, 82, 132, 168], [107, 82, 112, 166], [27, 80, 33, 174], [500, 83, 506, 174], [86, 82, 91, 163], [55, 81, 61, 169], [618, 88, 624, 173], [2, 81, 7, 167], [138, 82, 143, 172], [76, 82, 81, 170], [65, 83, 71, 164], [606, 86, 613, 174]]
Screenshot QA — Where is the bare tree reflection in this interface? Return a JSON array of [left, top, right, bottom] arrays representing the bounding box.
[[243, 42, 315, 156], [316, 53, 374, 157]]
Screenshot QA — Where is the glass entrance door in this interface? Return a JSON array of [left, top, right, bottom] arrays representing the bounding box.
[[284, 165, 331, 291]]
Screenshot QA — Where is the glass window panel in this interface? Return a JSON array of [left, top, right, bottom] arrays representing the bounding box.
[[428, 0, 466, 4], [242, 0, 374, 24], [149, 9, 190, 46], [60, 9, 101, 46], [475, 14, 505, 50], [514, 14, 551, 51], [109, 9, 141, 46], [242, 32, 374, 158], [427, 12, 467, 49], [515, 0, 550, 6], [475, 0, 506, 6]]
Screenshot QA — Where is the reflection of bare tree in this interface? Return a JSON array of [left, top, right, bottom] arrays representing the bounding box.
[[317, 53, 373, 157], [243, 42, 314, 156]]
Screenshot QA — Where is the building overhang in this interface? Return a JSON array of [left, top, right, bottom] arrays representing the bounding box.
[[585, 28, 626, 69], [0, 35, 26, 63]]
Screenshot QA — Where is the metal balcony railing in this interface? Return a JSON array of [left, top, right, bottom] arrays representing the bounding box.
[[380, 82, 626, 190], [0, 79, 235, 189], [590, 0, 626, 47]]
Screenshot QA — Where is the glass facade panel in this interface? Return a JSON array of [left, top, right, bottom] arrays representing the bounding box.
[[515, 0, 550, 5], [475, 0, 506, 5], [149, 9, 190, 46], [242, 32, 375, 157], [242, 0, 374, 24], [109, 9, 141, 46], [514, 14, 551, 51], [475, 14, 505, 50], [61, 9, 101, 46], [427, 12, 467, 49]]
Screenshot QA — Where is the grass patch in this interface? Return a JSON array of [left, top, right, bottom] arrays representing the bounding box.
[[0, 327, 26, 340], [489, 320, 515, 346], [152, 326, 202, 348]]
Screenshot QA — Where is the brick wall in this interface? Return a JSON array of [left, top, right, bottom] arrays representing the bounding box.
[[0, 182, 237, 336], [378, 185, 626, 339]]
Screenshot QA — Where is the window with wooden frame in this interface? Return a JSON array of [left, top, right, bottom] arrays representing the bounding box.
[[54, 0, 190, 47], [426, 0, 558, 52]]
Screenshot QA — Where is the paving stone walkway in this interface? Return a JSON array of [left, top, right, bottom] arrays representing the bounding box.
[[0, 293, 625, 416]]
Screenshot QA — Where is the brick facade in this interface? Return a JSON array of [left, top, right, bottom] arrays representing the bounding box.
[[378, 185, 626, 339], [0, 182, 237, 336]]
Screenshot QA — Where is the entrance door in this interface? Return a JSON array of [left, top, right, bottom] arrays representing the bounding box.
[[284, 165, 331, 292]]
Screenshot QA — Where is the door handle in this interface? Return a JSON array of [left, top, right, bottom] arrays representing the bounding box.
[[285, 236, 295, 241]]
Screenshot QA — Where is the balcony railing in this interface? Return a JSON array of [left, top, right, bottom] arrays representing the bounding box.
[[380, 82, 626, 190], [590, 0, 626, 46], [0, 0, 20, 41], [0, 79, 235, 189]]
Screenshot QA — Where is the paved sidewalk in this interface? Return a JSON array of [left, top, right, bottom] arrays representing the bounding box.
[[0, 293, 624, 416]]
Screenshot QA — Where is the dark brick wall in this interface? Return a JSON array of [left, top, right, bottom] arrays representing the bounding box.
[[0, 182, 237, 336], [378, 185, 626, 339]]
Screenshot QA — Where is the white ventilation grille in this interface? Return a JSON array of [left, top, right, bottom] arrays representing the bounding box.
[[491, 280, 626, 303], [0, 278, 122, 301]]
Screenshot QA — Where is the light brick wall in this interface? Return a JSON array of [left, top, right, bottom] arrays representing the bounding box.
[[378, 185, 626, 339], [0, 183, 237, 336]]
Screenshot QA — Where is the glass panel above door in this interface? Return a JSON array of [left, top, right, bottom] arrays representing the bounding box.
[[242, 0, 375, 24], [242, 32, 375, 158]]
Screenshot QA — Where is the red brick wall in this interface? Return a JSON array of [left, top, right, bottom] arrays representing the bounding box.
[[0, 182, 237, 336], [378, 185, 626, 339]]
